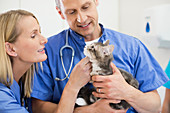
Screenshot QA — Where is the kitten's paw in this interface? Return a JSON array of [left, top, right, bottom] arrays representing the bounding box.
[[76, 98, 87, 106], [90, 72, 98, 76]]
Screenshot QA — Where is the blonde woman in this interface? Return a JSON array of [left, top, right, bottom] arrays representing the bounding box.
[[0, 9, 91, 113], [0, 9, 47, 112]]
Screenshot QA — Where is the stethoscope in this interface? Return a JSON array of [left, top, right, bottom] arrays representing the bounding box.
[[55, 30, 75, 81]]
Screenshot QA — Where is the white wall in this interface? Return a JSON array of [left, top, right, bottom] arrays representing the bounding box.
[[20, 0, 66, 37], [119, 0, 170, 68], [119, 0, 170, 106], [0, 0, 66, 38], [98, 0, 119, 31], [0, 0, 20, 11], [0, 0, 119, 38]]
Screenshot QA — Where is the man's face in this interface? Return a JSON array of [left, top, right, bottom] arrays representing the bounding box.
[[59, 0, 100, 38]]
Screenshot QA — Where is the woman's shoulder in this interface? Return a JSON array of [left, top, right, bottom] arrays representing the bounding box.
[[0, 82, 14, 97]]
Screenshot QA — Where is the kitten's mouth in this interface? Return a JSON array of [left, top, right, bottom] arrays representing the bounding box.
[[84, 45, 96, 61], [85, 51, 94, 60]]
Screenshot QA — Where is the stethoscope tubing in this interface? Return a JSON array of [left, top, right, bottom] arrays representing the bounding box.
[[55, 29, 75, 81]]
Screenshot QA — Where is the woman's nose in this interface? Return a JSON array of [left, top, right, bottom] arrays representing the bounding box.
[[40, 35, 48, 45]]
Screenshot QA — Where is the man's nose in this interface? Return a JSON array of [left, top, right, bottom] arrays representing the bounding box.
[[77, 12, 87, 23]]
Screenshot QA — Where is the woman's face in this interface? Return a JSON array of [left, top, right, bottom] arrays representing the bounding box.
[[12, 16, 47, 64]]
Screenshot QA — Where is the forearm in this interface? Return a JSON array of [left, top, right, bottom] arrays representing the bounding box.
[[162, 88, 170, 113], [126, 86, 161, 113], [32, 98, 58, 113], [162, 100, 170, 113], [74, 106, 92, 113], [56, 57, 92, 113], [73, 99, 126, 113], [32, 82, 80, 113], [56, 81, 79, 113]]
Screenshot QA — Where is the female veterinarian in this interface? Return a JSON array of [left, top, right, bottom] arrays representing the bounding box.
[[0, 9, 91, 113]]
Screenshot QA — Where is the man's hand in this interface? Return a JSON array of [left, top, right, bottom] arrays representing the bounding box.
[[92, 62, 130, 100], [74, 99, 128, 113]]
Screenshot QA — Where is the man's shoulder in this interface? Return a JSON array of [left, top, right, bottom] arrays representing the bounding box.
[[44, 30, 67, 52], [48, 30, 66, 42], [104, 28, 139, 43], [45, 30, 67, 48]]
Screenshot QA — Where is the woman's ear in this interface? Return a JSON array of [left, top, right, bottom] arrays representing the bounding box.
[[5, 42, 17, 57]]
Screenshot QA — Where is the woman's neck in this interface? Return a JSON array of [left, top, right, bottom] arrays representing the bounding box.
[[12, 59, 32, 83]]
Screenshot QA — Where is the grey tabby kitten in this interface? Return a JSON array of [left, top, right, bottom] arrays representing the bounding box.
[[75, 40, 139, 110]]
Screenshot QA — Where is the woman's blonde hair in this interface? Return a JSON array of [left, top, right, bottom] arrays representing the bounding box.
[[0, 9, 40, 97]]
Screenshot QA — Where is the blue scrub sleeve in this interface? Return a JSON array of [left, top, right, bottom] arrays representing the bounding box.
[[164, 60, 170, 89], [134, 41, 168, 92], [0, 87, 28, 113], [31, 60, 54, 101]]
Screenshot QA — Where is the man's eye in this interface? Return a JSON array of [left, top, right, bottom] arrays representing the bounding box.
[[83, 6, 89, 10], [82, 3, 90, 10], [67, 10, 75, 14]]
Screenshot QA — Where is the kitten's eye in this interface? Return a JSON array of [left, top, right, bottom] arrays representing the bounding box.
[[91, 46, 94, 48]]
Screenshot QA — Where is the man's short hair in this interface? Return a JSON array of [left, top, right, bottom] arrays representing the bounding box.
[[55, 0, 61, 10]]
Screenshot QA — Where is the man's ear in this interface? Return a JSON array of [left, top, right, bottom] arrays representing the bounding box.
[[95, 0, 99, 6], [5, 42, 17, 57], [56, 6, 65, 20], [108, 45, 114, 53]]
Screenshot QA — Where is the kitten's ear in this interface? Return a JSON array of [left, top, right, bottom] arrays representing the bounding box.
[[108, 45, 114, 53], [104, 40, 110, 46]]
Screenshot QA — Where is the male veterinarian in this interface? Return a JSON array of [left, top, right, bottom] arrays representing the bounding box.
[[31, 0, 169, 113]]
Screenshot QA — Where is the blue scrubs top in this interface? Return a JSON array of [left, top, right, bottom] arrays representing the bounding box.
[[0, 80, 30, 113], [164, 60, 170, 89], [32, 24, 169, 113]]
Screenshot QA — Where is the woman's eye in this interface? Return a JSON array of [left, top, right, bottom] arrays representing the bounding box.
[[31, 34, 36, 38]]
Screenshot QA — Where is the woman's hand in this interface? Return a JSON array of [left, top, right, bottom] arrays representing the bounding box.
[[68, 57, 92, 90]]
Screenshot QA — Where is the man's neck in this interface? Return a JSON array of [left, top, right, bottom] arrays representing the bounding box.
[[84, 24, 102, 42]]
